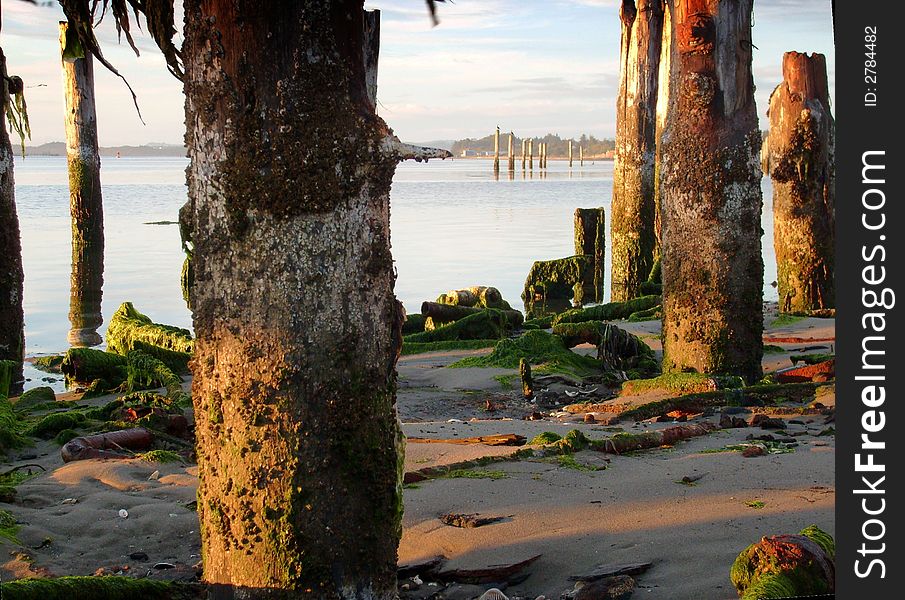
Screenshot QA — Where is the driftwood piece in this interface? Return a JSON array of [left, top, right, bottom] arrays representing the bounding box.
[[593, 422, 716, 454], [398, 556, 446, 579], [565, 575, 635, 600], [421, 301, 523, 328], [61, 427, 154, 462], [569, 561, 652, 582], [439, 513, 507, 528], [434, 554, 541, 584], [406, 434, 525, 447]]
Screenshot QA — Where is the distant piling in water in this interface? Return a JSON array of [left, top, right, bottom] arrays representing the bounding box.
[[580, 145, 584, 166], [521, 139, 527, 170], [507, 132, 515, 171], [493, 126, 500, 174], [569, 140, 573, 167], [528, 139, 534, 170], [60, 21, 104, 348]]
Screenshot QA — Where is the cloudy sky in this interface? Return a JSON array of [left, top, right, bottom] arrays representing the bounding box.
[[2, 0, 835, 146]]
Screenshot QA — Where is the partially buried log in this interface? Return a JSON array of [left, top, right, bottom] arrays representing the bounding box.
[[763, 52, 835, 313], [61, 427, 154, 462], [554, 295, 660, 325], [610, 0, 664, 303], [522, 255, 593, 306], [404, 309, 510, 343], [421, 301, 523, 328], [437, 286, 506, 309], [592, 422, 716, 455], [659, 0, 764, 384]]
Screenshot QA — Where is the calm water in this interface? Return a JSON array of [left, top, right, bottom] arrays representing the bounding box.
[[12, 155, 777, 359]]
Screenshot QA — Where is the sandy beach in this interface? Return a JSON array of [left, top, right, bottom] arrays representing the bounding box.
[[0, 310, 835, 599]]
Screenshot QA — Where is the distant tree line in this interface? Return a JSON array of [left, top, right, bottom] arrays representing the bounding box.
[[451, 133, 615, 157]]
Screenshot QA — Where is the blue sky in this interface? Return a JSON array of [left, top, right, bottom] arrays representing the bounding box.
[[2, 0, 835, 146]]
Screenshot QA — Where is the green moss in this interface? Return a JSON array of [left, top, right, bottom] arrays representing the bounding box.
[[60, 348, 128, 388], [554, 295, 661, 325], [0, 485, 15, 503], [558, 429, 589, 453], [1, 397, 27, 454], [13, 387, 56, 411], [744, 500, 766, 509], [26, 411, 86, 439], [529, 431, 562, 445], [638, 281, 662, 296], [440, 469, 508, 480], [106, 302, 194, 356], [450, 330, 600, 380], [800, 525, 835, 560], [138, 449, 183, 464], [522, 255, 593, 304], [621, 373, 744, 396], [1, 360, 18, 398], [31, 355, 64, 373], [125, 350, 184, 397], [556, 454, 600, 471], [771, 313, 806, 328], [400, 339, 498, 356], [493, 374, 517, 389], [763, 344, 786, 354], [0, 576, 202, 600], [0, 508, 20, 542], [627, 305, 661, 322], [404, 309, 509, 343], [53, 429, 80, 446], [523, 315, 554, 329], [790, 353, 834, 365], [131, 341, 191, 375], [402, 312, 426, 335]]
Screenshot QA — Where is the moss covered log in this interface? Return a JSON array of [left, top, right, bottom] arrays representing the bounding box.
[[598, 324, 657, 375], [610, 0, 662, 303], [60, 347, 128, 387], [659, 0, 764, 384], [628, 305, 661, 322], [421, 301, 523, 329], [617, 382, 821, 422], [593, 422, 716, 454], [552, 320, 606, 348], [0, 576, 203, 600], [437, 286, 508, 309], [574, 208, 606, 302], [522, 255, 593, 306], [620, 372, 744, 397], [402, 312, 426, 335], [106, 302, 194, 356], [12, 386, 55, 411], [764, 52, 835, 313], [452, 330, 600, 380], [404, 309, 511, 343], [554, 295, 660, 325], [730, 526, 834, 600]]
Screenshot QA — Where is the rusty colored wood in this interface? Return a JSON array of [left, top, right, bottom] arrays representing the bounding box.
[[764, 52, 835, 312], [659, 0, 764, 384]]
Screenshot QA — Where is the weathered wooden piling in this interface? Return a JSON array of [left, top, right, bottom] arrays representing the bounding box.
[[652, 3, 672, 266], [610, 0, 664, 303], [528, 139, 534, 170], [579, 145, 584, 166], [0, 49, 25, 393], [659, 0, 764, 384], [569, 139, 573, 167], [493, 125, 500, 174], [507, 132, 515, 171], [60, 22, 104, 347], [763, 52, 835, 312], [521, 139, 527, 170], [575, 208, 606, 302]]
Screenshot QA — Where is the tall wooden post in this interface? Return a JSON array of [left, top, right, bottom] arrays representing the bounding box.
[[660, 0, 764, 384], [541, 142, 547, 169], [579, 145, 584, 166], [0, 49, 25, 394], [493, 125, 500, 174], [764, 52, 835, 312], [507, 132, 515, 171], [60, 22, 104, 347], [528, 139, 534, 170], [610, 0, 664, 302], [521, 139, 527, 170], [575, 208, 606, 303], [569, 139, 573, 167], [652, 3, 672, 269]]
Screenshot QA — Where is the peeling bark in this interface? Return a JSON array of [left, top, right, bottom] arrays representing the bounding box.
[[183, 3, 402, 597], [0, 49, 25, 394], [659, 0, 764, 384], [764, 52, 834, 312], [60, 22, 105, 348], [611, 0, 664, 302]]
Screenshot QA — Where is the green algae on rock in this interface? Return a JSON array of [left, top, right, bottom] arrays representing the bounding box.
[[106, 302, 194, 356], [554, 295, 661, 325]]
